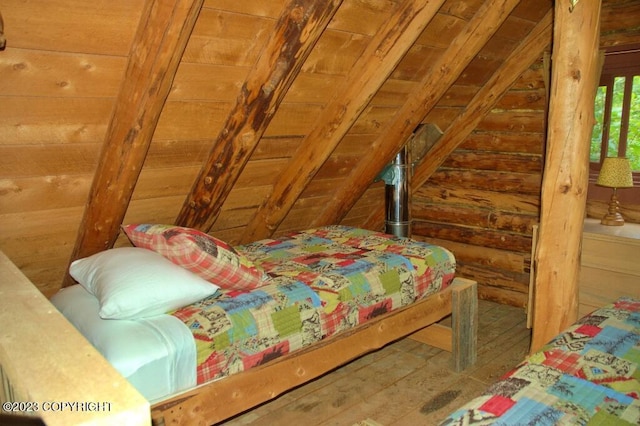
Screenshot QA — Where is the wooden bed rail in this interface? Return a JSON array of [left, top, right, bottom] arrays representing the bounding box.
[[151, 277, 477, 425], [0, 250, 150, 425]]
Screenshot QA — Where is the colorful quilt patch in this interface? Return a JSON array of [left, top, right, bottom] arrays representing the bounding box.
[[495, 397, 564, 425], [171, 226, 456, 384], [479, 395, 516, 416], [440, 297, 640, 425]]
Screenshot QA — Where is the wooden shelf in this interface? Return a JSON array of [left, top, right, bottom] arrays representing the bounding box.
[[579, 218, 640, 317], [583, 218, 640, 240]]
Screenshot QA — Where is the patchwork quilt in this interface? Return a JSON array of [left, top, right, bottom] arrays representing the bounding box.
[[440, 297, 640, 425], [171, 225, 456, 385]]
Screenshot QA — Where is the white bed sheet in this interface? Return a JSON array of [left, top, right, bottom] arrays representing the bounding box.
[[51, 284, 196, 403]]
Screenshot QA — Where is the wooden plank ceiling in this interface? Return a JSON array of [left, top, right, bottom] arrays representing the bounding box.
[[68, 0, 555, 271]]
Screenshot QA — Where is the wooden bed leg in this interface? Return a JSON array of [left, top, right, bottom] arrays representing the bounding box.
[[451, 278, 477, 371]]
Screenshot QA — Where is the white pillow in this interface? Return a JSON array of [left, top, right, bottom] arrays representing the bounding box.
[[69, 247, 219, 319]]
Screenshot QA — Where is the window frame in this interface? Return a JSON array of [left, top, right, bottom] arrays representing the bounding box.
[[589, 43, 640, 184], [586, 43, 640, 218]]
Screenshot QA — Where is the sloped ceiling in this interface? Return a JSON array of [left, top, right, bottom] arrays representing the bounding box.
[[67, 0, 554, 277], [1, 0, 636, 306]]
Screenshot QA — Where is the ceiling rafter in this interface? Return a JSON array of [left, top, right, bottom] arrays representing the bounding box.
[[311, 0, 522, 228], [175, 0, 343, 231], [64, 0, 205, 286]]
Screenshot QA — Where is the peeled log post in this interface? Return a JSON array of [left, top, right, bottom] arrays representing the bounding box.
[[530, 0, 602, 352], [0, 11, 6, 50]]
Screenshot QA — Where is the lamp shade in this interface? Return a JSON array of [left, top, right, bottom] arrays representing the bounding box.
[[596, 157, 634, 188]]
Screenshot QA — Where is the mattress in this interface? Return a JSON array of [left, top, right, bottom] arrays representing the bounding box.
[[440, 297, 640, 425], [53, 225, 455, 402], [174, 225, 456, 385]]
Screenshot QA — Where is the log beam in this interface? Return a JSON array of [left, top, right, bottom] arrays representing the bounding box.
[[312, 0, 521, 227], [175, 0, 342, 231], [239, 0, 446, 243], [530, 0, 602, 352], [65, 0, 204, 285]]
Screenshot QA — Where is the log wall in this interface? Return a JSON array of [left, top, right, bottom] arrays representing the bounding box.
[[411, 0, 640, 308], [412, 58, 546, 307]]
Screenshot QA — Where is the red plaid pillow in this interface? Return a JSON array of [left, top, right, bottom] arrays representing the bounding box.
[[122, 224, 268, 290]]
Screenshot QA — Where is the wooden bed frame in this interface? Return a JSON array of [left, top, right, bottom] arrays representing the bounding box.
[[150, 276, 477, 425], [0, 249, 477, 426]]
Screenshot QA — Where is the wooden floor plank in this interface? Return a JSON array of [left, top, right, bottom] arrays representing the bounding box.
[[395, 376, 488, 425], [222, 300, 529, 425]]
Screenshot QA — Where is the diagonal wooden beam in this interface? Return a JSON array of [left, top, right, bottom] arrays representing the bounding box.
[[65, 0, 204, 286], [312, 0, 521, 227], [411, 10, 553, 190], [531, 0, 601, 352], [175, 0, 342, 231], [239, 0, 446, 244]]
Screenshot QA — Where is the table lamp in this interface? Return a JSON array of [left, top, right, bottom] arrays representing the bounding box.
[[596, 157, 634, 226]]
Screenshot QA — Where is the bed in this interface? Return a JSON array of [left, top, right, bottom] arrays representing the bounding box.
[[440, 296, 640, 425], [47, 224, 477, 425]]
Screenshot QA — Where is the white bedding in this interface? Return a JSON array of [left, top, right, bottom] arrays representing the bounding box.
[[51, 285, 196, 403]]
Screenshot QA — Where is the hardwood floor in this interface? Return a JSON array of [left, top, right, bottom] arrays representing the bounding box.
[[221, 299, 531, 425]]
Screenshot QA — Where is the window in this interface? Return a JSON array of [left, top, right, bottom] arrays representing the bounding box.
[[590, 44, 640, 176]]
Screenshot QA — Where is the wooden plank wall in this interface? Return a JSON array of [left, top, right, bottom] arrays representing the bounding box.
[[0, 0, 142, 298], [124, 0, 406, 245], [0, 0, 399, 297]]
